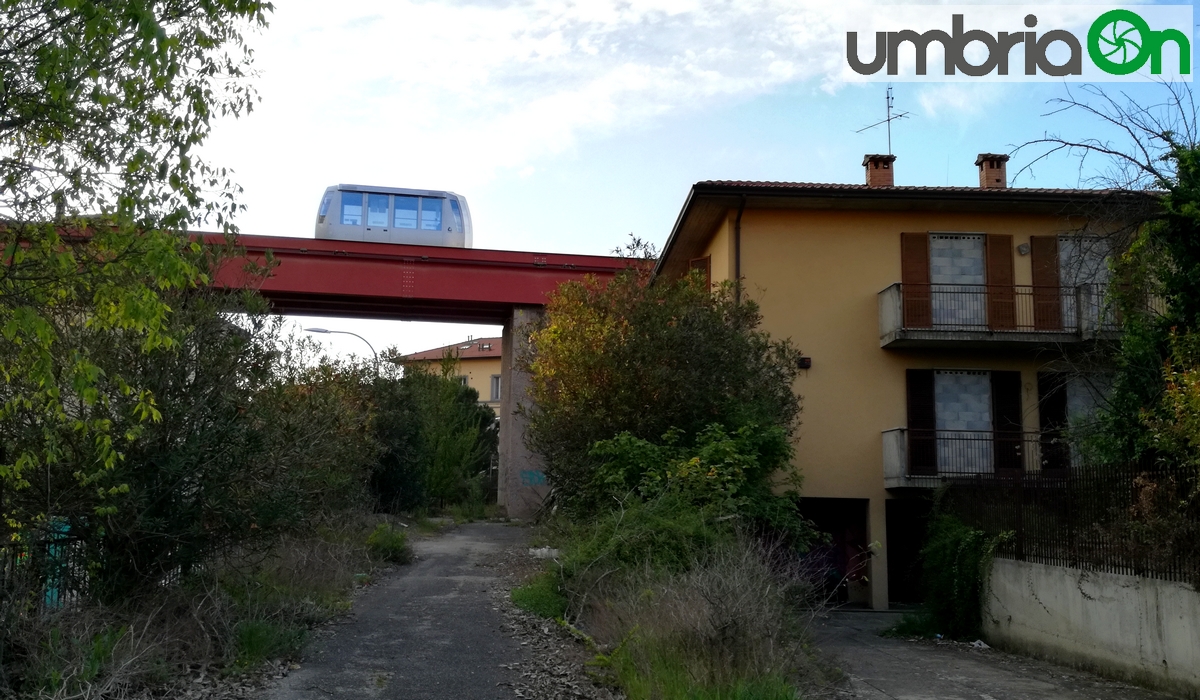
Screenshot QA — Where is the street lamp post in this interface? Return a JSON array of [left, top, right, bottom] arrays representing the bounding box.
[[304, 327, 379, 374]]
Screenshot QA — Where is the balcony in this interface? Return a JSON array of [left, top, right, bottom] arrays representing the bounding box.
[[882, 428, 1071, 489], [879, 283, 1115, 348]]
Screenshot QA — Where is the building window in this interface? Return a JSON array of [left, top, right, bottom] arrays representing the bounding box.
[[906, 368, 1023, 476], [929, 234, 986, 328], [456, 375, 468, 387], [490, 375, 501, 401]]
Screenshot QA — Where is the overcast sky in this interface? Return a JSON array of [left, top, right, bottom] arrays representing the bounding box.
[[201, 0, 1194, 360]]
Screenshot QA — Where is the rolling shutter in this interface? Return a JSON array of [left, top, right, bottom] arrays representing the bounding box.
[[991, 371, 1023, 472], [906, 369, 937, 475], [689, 256, 712, 288], [901, 233, 932, 328], [1037, 372, 1069, 471], [986, 235, 1016, 330], [1031, 236, 1062, 330]]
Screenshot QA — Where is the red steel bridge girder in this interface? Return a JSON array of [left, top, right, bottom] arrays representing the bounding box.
[[213, 235, 633, 324]]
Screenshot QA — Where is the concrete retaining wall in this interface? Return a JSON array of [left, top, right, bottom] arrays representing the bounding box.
[[985, 558, 1200, 698]]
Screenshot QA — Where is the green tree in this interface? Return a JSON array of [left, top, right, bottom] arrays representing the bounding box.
[[522, 267, 803, 516], [0, 0, 272, 533], [370, 354, 498, 512], [1019, 85, 1200, 464]]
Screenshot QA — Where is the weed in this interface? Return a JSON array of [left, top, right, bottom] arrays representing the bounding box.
[[881, 611, 940, 639], [511, 572, 568, 620], [366, 523, 413, 564], [233, 620, 306, 669]]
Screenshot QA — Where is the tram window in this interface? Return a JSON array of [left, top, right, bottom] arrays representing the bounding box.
[[367, 194, 388, 226], [420, 198, 442, 230], [394, 196, 418, 229], [449, 199, 464, 232], [341, 192, 363, 226], [318, 194, 332, 218]]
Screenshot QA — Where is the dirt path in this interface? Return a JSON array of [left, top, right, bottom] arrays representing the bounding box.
[[814, 611, 1177, 700], [261, 522, 531, 700]]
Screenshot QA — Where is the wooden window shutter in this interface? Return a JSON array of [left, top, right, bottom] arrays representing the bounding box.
[[906, 369, 936, 475], [1037, 372, 1069, 471], [689, 256, 712, 288], [986, 235, 1016, 330], [991, 371, 1023, 472], [1031, 235, 1062, 330], [901, 233, 932, 328]]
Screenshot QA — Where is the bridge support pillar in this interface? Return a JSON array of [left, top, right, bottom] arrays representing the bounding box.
[[498, 306, 549, 520]]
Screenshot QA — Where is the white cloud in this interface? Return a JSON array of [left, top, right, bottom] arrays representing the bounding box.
[[203, 0, 854, 237]]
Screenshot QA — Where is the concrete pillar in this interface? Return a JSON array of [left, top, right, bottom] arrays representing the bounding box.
[[869, 496, 890, 610], [497, 306, 550, 520]]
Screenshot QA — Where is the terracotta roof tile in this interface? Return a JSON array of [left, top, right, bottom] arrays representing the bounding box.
[[695, 180, 1123, 195], [403, 337, 503, 362]]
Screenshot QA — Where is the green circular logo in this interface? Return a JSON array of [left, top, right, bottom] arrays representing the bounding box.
[[1089, 9, 1152, 75]]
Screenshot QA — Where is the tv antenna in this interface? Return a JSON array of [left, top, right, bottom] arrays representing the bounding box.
[[856, 85, 910, 155]]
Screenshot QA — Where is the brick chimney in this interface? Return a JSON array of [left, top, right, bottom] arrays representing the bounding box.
[[975, 153, 1010, 189], [863, 154, 897, 187]]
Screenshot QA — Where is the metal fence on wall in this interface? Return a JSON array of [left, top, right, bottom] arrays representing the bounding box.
[[942, 464, 1200, 584]]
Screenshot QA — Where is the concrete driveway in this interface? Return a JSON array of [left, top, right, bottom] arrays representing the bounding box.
[[814, 611, 1177, 700]]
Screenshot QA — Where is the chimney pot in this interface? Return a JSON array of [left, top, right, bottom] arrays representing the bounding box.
[[975, 153, 1010, 189], [862, 154, 897, 188]]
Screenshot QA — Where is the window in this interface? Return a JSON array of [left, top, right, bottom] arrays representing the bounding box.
[[449, 198, 464, 232], [906, 369, 1023, 475], [367, 194, 389, 227], [340, 192, 364, 226], [394, 196, 418, 229], [456, 375, 468, 387], [490, 375, 501, 401], [929, 234, 986, 328], [420, 198, 442, 230], [318, 194, 332, 223]]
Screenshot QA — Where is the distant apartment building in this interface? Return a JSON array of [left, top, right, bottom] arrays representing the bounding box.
[[403, 337, 503, 416], [655, 153, 1136, 609]]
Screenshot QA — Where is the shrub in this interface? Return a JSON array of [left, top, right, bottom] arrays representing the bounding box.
[[919, 514, 1006, 639], [370, 355, 498, 513], [522, 269, 803, 516], [366, 523, 412, 564]]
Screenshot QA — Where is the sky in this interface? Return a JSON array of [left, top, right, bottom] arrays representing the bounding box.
[[200, 0, 1198, 361]]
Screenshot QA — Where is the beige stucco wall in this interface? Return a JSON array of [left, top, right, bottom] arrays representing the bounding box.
[[986, 559, 1200, 698], [457, 356, 503, 413], [733, 207, 1087, 608]]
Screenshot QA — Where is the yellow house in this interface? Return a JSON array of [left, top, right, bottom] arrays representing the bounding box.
[[655, 154, 1139, 610], [403, 336, 504, 417]]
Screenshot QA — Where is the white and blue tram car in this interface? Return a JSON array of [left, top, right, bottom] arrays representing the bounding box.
[[315, 185, 473, 247]]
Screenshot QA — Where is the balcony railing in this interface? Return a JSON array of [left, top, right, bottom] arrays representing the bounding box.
[[879, 283, 1117, 347], [883, 428, 1072, 488]]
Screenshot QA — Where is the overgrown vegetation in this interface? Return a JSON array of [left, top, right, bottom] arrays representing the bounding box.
[[886, 512, 1008, 641], [515, 258, 831, 697]]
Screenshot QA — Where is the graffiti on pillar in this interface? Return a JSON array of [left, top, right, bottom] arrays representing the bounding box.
[[519, 469, 547, 487]]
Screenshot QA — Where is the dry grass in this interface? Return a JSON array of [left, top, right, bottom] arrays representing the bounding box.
[[0, 517, 395, 699], [582, 536, 833, 695]]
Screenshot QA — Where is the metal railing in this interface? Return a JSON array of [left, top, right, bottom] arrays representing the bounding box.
[[879, 283, 1119, 338], [942, 464, 1200, 584], [883, 428, 1072, 481]]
